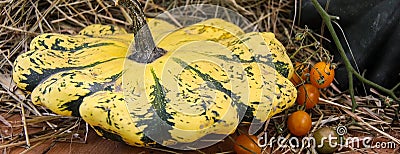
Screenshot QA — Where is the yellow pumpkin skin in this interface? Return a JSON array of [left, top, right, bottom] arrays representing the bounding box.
[[14, 19, 177, 117], [80, 91, 156, 146], [261, 32, 294, 79], [13, 34, 128, 91], [13, 18, 296, 147], [31, 58, 125, 116], [13, 18, 176, 91]]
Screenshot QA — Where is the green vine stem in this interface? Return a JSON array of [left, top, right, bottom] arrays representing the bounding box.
[[310, 0, 400, 111], [290, 42, 319, 59], [114, 0, 167, 63]]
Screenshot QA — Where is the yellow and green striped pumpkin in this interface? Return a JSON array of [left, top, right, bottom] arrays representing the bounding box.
[[13, 18, 296, 148]]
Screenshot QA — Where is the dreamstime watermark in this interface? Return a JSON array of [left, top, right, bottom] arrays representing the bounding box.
[[257, 126, 397, 150]]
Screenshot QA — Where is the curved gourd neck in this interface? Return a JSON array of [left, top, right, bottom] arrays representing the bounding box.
[[115, 0, 166, 63]]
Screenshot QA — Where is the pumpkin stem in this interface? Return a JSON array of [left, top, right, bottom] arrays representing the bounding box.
[[115, 0, 167, 63]]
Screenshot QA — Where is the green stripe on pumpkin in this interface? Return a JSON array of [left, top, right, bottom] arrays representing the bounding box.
[[149, 68, 175, 126], [171, 57, 256, 122]]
